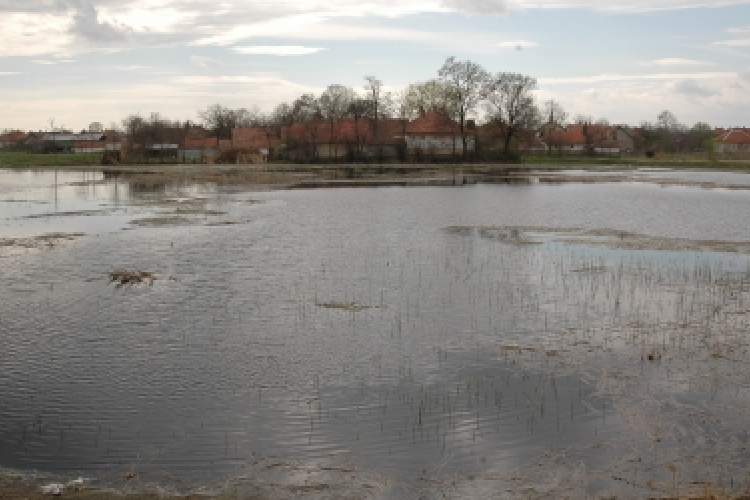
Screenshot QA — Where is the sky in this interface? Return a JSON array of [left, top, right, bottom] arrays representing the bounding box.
[[1, 0, 749, 132]]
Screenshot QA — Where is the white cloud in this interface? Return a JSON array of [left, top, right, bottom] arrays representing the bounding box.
[[233, 45, 326, 56], [714, 24, 750, 46], [539, 71, 736, 85], [642, 58, 713, 66], [1, 0, 749, 57], [671, 78, 718, 97], [497, 40, 537, 49], [441, 0, 507, 14], [0, 73, 321, 131], [536, 69, 748, 126], [715, 38, 750, 46], [0, 12, 74, 56], [190, 55, 224, 70], [507, 0, 750, 12], [113, 64, 149, 71]]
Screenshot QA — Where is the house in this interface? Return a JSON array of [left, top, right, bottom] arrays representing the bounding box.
[[231, 126, 274, 156], [404, 111, 473, 155], [182, 137, 219, 162], [474, 121, 545, 153], [315, 119, 374, 159], [146, 143, 179, 158], [715, 129, 750, 154], [73, 139, 106, 153], [0, 130, 27, 149], [540, 124, 622, 155], [615, 127, 635, 154], [541, 125, 587, 153], [275, 119, 375, 159], [41, 132, 105, 153]]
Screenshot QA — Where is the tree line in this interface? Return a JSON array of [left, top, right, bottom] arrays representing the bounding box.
[[4, 57, 721, 161]]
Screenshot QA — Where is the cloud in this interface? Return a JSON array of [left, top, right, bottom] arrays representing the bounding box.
[[642, 58, 713, 67], [33, 58, 75, 65], [2, 0, 750, 57], [0, 72, 20, 76], [190, 55, 224, 70], [497, 40, 537, 49], [66, 0, 129, 43], [539, 72, 736, 85], [233, 45, 326, 56], [671, 78, 718, 97], [714, 24, 750, 46], [441, 0, 507, 14], [113, 64, 149, 71], [509, 0, 750, 12], [715, 38, 750, 46]]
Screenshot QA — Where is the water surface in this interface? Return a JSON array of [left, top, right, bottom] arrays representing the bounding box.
[[2, 169, 750, 498]]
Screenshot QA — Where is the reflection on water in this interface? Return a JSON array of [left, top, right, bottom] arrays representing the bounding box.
[[2, 169, 750, 497]]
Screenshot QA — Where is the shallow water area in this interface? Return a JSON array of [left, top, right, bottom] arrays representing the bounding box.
[[2, 168, 750, 498]]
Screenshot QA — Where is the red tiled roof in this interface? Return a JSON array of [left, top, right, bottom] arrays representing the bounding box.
[[718, 129, 750, 145], [547, 125, 586, 145], [544, 124, 621, 149], [184, 137, 218, 149], [476, 121, 507, 140], [377, 118, 407, 141], [0, 130, 27, 143], [185, 126, 211, 140], [405, 112, 460, 135]]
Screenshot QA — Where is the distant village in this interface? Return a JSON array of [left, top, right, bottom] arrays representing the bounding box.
[[1, 57, 749, 165], [2, 115, 748, 165]]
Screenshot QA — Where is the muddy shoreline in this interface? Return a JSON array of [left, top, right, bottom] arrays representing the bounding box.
[[24, 163, 750, 192]]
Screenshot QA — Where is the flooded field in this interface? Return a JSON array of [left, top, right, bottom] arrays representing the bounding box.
[[2, 168, 750, 498]]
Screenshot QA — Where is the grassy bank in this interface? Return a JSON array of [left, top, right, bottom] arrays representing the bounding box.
[[0, 151, 102, 168], [519, 154, 750, 170], [3, 150, 750, 172]]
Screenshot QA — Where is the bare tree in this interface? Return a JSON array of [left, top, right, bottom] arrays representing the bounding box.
[[347, 97, 374, 155], [88, 122, 104, 133], [319, 84, 356, 158], [484, 72, 540, 155], [364, 76, 384, 145], [198, 104, 261, 139], [657, 110, 678, 131], [438, 57, 489, 158], [542, 100, 567, 154], [403, 80, 456, 118], [656, 110, 683, 153], [291, 94, 321, 159]]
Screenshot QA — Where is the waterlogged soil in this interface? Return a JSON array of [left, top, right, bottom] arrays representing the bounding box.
[[0, 232, 85, 258], [449, 225, 750, 254], [4, 169, 750, 498]]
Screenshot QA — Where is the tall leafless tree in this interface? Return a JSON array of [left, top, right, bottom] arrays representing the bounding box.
[[542, 99, 567, 154], [403, 80, 457, 118], [484, 72, 539, 155], [438, 57, 489, 158], [319, 84, 355, 158]]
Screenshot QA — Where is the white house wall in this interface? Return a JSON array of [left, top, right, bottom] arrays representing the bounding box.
[[406, 135, 475, 151]]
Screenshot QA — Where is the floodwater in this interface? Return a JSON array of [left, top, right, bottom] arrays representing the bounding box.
[[2, 168, 750, 498]]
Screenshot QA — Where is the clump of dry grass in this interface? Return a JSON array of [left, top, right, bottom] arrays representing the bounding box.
[[109, 271, 175, 287]]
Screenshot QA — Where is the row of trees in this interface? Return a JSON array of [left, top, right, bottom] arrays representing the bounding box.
[[190, 58, 542, 158], [10, 57, 719, 161]]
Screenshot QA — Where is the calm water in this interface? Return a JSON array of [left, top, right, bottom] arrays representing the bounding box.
[[2, 168, 750, 498]]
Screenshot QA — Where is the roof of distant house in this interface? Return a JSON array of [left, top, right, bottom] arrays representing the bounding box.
[[717, 129, 750, 145], [405, 112, 460, 135]]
